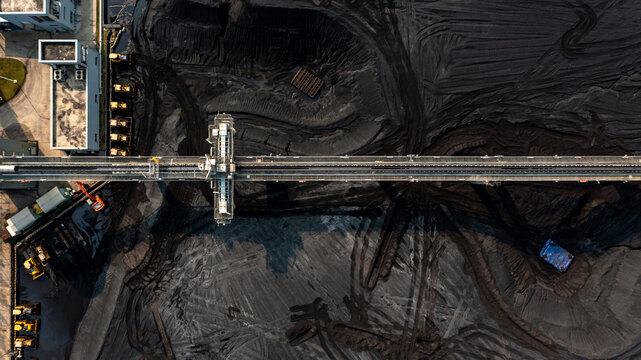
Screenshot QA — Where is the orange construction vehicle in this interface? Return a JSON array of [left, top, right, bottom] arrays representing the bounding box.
[[75, 182, 106, 212]]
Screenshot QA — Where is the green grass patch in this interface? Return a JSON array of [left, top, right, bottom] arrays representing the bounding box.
[[0, 58, 26, 104]]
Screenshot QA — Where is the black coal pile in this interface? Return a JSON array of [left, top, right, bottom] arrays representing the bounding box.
[[86, 1, 641, 359]]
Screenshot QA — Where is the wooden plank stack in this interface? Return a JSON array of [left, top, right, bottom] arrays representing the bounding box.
[[291, 67, 324, 99]]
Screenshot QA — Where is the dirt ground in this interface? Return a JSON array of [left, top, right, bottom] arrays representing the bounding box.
[[83, 0, 641, 359]]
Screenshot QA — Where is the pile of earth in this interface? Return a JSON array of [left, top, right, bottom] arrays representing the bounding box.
[[89, 1, 641, 359]]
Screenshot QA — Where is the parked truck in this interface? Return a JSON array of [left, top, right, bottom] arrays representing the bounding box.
[[34, 245, 51, 264], [2, 187, 73, 241], [109, 117, 132, 129], [12, 303, 40, 316], [110, 147, 129, 156], [109, 53, 132, 64], [14, 335, 38, 348], [110, 133, 130, 143], [110, 101, 129, 111], [113, 83, 134, 96], [539, 239, 574, 272]]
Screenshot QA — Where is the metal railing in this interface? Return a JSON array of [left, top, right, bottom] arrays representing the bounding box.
[[1, 155, 641, 182]]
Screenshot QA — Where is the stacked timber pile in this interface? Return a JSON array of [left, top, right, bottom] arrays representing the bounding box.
[[291, 67, 324, 98]]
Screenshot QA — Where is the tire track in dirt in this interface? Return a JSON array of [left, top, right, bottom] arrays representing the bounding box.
[[440, 206, 558, 357]]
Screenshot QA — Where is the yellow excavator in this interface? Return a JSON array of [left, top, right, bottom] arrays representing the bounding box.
[[23, 258, 45, 280], [14, 319, 39, 333]]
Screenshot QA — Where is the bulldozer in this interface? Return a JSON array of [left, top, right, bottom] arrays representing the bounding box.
[[23, 257, 45, 280], [109, 53, 132, 64], [14, 319, 39, 333], [113, 83, 134, 96], [110, 101, 129, 111], [110, 147, 129, 156], [14, 335, 38, 348], [35, 245, 51, 264], [12, 303, 40, 316], [110, 133, 130, 143]]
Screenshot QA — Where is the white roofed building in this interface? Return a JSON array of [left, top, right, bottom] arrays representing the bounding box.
[[38, 39, 101, 152], [0, 0, 75, 32]]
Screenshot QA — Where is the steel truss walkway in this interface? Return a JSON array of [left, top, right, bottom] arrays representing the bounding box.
[[1, 114, 640, 223], [2, 155, 641, 182]]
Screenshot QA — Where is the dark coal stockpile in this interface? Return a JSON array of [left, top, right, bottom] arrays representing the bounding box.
[[88, 1, 641, 359]]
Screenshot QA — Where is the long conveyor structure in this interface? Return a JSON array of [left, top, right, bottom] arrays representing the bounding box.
[[2, 155, 641, 182], [2, 114, 641, 223]]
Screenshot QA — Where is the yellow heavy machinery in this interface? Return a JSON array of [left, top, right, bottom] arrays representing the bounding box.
[[110, 133, 130, 143], [14, 319, 39, 333], [23, 258, 45, 280], [113, 83, 134, 96], [109, 53, 132, 64], [12, 303, 40, 316], [35, 245, 50, 264], [110, 101, 129, 111], [14, 335, 38, 348], [110, 117, 132, 129], [110, 147, 129, 156]]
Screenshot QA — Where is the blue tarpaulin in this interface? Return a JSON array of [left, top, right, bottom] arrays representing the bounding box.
[[539, 239, 574, 273]]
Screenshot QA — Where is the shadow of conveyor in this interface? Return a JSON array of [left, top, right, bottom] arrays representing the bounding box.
[[92, 176, 641, 360], [452, 180, 641, 258]]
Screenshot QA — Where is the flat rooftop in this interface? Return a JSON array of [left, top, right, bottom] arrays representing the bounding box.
[[41, 41, 76, 62], [52, 65, 86, 149], [0, 0, 43, 12]]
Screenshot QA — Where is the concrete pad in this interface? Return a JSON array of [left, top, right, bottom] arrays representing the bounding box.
[[0, 243, 10, 260]]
